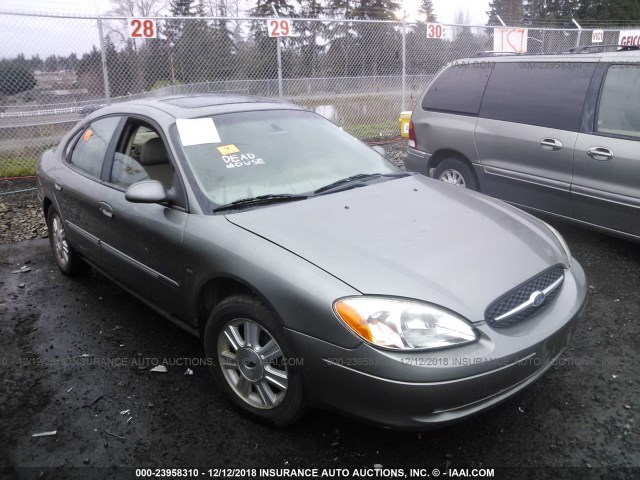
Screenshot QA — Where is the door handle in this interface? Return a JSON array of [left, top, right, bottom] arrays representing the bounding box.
[[54, 178, 62, 191], [587, 146, 614, 161], [540, 138, 563, 151], [98, 202, 114, 218]]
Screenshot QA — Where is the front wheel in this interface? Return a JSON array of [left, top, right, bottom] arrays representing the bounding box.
[[434, 158, 479, 191], [204, 295, 306, 426]]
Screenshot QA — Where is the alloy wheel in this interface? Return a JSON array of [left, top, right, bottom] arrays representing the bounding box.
[[217, 318, 288, 409]]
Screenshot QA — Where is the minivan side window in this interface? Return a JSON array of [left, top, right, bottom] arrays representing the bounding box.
[[480, 62, 597, 131], [69, 116, 121, 178], [421, 63, 494, 115], [596, 64, 640, 139]]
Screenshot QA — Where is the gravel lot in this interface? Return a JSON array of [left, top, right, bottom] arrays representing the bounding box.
[[1, 146, 639, 479]]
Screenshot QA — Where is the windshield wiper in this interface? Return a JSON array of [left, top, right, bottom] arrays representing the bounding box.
[[313, 172, 412, 195], [213, 193, 308, 213]]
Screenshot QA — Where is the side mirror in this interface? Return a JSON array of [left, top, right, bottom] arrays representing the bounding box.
[[373, 146, 386, 157], [125, 180, 167, 203]]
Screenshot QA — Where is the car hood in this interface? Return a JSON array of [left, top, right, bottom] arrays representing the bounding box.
[[225, 175, 567, 322]]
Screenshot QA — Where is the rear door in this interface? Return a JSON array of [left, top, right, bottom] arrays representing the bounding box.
[[572, 62, 640, 237], [55, 116, 123, 263], [475, 60, 597, 217]]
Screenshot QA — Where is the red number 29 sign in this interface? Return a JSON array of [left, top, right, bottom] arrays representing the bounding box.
[[128, 18, 157, 39], [268, 19, 292, 37]]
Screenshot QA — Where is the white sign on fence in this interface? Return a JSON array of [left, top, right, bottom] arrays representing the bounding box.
[[592, 30, 604, 43], [127, 18, 157, 39], [619, 30, 640, 47], [268, 19, 292, 37], [426, 23, 444, 39], [494, 28, 528, 53]]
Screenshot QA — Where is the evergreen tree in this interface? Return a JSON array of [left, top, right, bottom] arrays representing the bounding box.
[[576, 0, 640, 22], [487, 0, 524, 25], [418, 0, 437, 22], [294, 0, 326, 77], [0, 64, 36, 96], [524, 0, 578, 24]]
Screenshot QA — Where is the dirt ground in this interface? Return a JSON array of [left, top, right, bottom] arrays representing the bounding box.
[[0, 176, 639, 480]]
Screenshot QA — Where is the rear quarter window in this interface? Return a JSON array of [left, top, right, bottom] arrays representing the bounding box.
[[479, 62, 597, 131], [421, 62, 494, 115]]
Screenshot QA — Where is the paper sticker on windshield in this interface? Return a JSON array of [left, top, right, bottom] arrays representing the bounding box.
[[176, 118, 221, 146], [217, 144, 239, 155], [222, 153, 265, 169], [83, 129, 93, 141]]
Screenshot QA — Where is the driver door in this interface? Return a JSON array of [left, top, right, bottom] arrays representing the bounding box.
[[98, 118, 189, 319]]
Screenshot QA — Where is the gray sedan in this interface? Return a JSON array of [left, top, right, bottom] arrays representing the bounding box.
[[36, 95, 587, 429]]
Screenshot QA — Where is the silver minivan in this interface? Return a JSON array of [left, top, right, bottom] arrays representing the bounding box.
[[405, 48, 640, 241]]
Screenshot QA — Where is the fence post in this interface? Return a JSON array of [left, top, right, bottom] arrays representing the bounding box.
[[276, 36, 283, 97], [401, 17, 406, 111], [572, 19, 582, 49], [270, 5, 284, 97], [96, 17, 111, 105]]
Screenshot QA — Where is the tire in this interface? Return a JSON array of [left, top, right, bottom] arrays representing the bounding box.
[[204, 295, 306, 427], [46, 207, 88, 277], [434, 158, 479, 191]]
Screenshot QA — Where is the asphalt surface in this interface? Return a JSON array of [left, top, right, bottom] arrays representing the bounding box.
[[1, 185, 639, 480]]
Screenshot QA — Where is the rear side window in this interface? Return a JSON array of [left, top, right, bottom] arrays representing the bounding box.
[[480, 62, 596, 131], [596, 64, 640, 139], [421, 63, 494, 115], [69, 116, 121, 178]]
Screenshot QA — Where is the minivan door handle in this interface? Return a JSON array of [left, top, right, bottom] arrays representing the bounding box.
[[98, 202, 114, 219], [587, 146, 614, 161], [540, 138, 563, 151]]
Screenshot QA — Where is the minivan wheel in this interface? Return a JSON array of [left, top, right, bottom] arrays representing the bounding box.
[[204, 295, 306, 426], [46, 208, 88, 276], [434, 158, 478, 191]]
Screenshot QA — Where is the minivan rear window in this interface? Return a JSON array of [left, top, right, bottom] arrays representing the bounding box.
[[421, 63, 494, 115], [480, 62, 597, 131]]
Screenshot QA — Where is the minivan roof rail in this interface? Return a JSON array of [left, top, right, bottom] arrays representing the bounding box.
[[475, 51, 523, 57], [569, 44, 640, 53], [476, 45, 639, 58]]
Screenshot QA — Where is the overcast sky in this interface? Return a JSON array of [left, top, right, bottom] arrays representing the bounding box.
[[0, 0, 490, 58]]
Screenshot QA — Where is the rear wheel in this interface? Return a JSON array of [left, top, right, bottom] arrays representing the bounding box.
[[46, 208, 88, 276], [434, 158, 479, 191], [204, 295, 306, 426]]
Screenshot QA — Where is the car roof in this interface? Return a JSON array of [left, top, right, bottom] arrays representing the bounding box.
[[95, 94, 304, 119]]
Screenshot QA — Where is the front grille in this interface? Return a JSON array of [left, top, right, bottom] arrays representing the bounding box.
[[485, 266, 565, 328]]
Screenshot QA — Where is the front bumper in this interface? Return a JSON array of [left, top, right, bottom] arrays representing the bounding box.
[[288, 261, 587, 430]]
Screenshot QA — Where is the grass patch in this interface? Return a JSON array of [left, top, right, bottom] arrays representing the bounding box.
[[0, 158, 37, 178], [343, 121, 398, 139]]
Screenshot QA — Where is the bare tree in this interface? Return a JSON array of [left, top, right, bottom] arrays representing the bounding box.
[[110, 0, 168, 17]]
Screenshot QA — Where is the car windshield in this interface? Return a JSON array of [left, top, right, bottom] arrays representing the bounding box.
[[175, 109, 399, 206]]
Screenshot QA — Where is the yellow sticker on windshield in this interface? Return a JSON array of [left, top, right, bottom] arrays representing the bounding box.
[[83, 129, 93, 141], [217, 144, 239, 155]]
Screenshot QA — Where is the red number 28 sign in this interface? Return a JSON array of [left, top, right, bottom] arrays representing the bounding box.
[[268, 19, 292, 37], [128, 18, 157, 39]]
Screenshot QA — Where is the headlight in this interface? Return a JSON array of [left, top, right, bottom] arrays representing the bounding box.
[[333, 297, 478, 351], [544, 222, 572, 267]]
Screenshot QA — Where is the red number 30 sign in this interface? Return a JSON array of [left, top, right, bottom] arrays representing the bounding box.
[[268, 19, 292, 37], [128, 18, 157, 39]]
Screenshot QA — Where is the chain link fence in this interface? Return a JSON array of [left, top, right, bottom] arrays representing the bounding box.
[[0, 10, 637, 177]]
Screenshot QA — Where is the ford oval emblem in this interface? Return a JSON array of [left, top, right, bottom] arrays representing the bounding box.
[[532, 291, 546, 307]]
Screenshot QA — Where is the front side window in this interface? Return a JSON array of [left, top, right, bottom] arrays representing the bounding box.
[[596, 64, 640, 139], [480, 62, 597, 131], [176, 110, 399, 206], [69, 116, 121, 178], [111, 125, 172, 189]]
